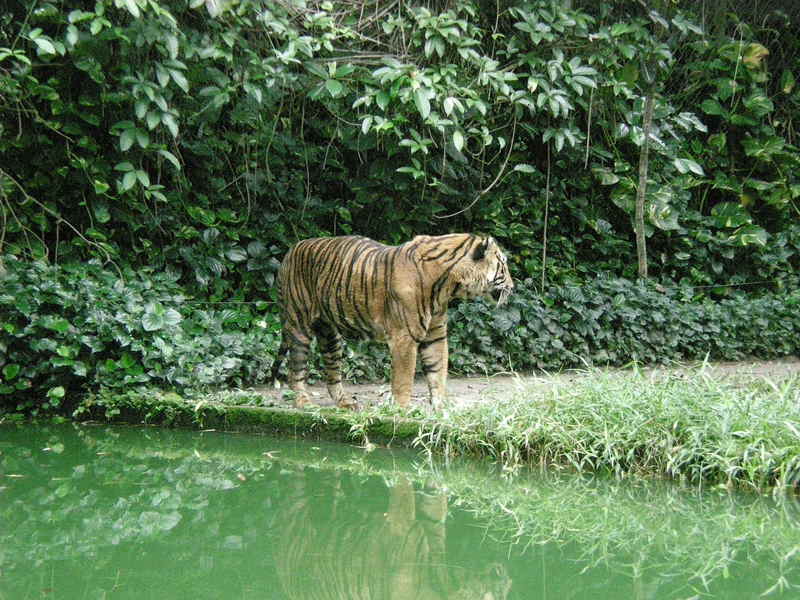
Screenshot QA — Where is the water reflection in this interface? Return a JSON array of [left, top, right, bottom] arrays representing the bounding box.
[[1, 423, 798, 600], [274, 471, 512, 600]]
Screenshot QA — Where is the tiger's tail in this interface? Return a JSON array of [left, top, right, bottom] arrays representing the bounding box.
[[270, 336, 289, 388]]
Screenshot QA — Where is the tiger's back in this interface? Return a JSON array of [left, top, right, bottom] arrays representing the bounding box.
[[278, 235, 397, 340]]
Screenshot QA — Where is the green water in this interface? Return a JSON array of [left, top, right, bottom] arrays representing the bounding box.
[[2, 424, 798, 600]]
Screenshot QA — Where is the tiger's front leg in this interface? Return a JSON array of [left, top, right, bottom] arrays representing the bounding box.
[[420, 317, 448, 409], [387, 334, 418, 408]]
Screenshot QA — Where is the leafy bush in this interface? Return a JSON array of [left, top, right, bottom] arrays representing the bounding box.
[[2, 0, 799, 297], [2, 258, 798, 415], [448, 278, 800, 374], [0, 257, 279, 413]]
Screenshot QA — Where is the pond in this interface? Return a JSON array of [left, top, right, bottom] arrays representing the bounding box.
[[2, 423, 798, 599]]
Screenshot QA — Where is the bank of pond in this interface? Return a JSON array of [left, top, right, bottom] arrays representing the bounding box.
[[73, 364, 800, 494], [2, 421, 799, 599]]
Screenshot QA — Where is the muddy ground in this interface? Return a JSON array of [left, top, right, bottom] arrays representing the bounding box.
[[254, 357, 800, 410]]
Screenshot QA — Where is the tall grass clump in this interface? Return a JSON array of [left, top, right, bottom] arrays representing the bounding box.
[[414, 367, 800, 492]]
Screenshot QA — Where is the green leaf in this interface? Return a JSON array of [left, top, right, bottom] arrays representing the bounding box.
[[592, 167, 619, 185], [700, 98, 725, 117], [66, 25, 79, 46], [225, 247, 248, 262], [781, 70, 795, 94], [413, 89, 431, 120], [647, 186, 680, 231], [68, 10, 93, 23], [44, 318, 71, 333], [731, 224, 769, 246], [119, 352, 136, 369], [142, 311, 165, 332], [376, 91, 390, 111], [158, 149, 181, 170], [165, 34, 179, 59], [121, 171, 137, 192], [325, 79, 344, 97], [93, 202, 111, 223], [135, 100, 148, 120], [443, 96, 456, 116], [730, 114, 757, 127], [170, 69, 189, 93], [136, 129, 149, 149], [122, 0, 141, 18], [33, 36, 57, 55], [73, 361, 88, 377], [361, 115, 372, 135], [2, 364, 20, 381], [305, 61, 328, 79], [452, 130, 464, 152], [56, 345, 76, 358], [673, 158, 704, 176], [120, 128, 135, 151], [711, 202, 751, 228], [48, 386, 66, 399], [146, 110, 161, 130], [742, 136, 785, 159], [743, 94, 774, 118], [93, 179, 110, 194], [513, 164, 536, 174], [156, 64, 170, 87], [162, 113, 179, 138], [164, 309, 182, 327]]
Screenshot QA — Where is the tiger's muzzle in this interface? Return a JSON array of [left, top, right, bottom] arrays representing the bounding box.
[[491, 282, 513, 306]]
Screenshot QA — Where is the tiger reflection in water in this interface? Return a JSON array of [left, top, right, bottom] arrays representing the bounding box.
[[274, 472, 511, 600]]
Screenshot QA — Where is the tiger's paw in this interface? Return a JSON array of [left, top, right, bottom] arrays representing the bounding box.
[[337, 397, 358, 411]]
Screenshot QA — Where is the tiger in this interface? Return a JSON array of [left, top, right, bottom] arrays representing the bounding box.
[[270, 233, 513, 410]]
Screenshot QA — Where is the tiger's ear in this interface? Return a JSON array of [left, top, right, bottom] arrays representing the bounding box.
[[472, 237, 491, 260]]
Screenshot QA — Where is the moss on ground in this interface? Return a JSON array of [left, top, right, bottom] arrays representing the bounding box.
[[78, 388, 424, 446]]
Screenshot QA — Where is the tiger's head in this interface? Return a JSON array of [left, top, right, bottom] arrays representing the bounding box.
[[456, 236, 514, 306]]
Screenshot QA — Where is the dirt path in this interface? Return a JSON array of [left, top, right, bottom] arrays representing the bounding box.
[[254, 357, 800, 410]]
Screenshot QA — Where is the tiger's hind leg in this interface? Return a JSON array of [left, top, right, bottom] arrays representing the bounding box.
[[313, 320, 355, 410], [286, 330, 312, 408], [420, 317, 448, 409]]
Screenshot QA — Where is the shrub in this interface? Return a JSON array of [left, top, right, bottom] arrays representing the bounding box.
[[448, 277, 800, 374], [2, 258, 798, 415], [0, 257, 279, 414]]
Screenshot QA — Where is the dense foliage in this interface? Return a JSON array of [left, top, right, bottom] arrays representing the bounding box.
[[3, 0, 800, 287], [1, 0, 799, 409], [0, 257, 278, 413], [450, 277, 800, 373], [2, 257, 798, 413]]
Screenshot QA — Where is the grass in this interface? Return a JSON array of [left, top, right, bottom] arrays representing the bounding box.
[[75, 364, 800, 493], [406, 366, 800, 493]]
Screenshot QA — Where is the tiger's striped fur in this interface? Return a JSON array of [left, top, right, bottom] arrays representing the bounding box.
[[271, 234, 513, 409]]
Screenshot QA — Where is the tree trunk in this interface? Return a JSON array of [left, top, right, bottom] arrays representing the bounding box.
[[635, 93, 655, 280]]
